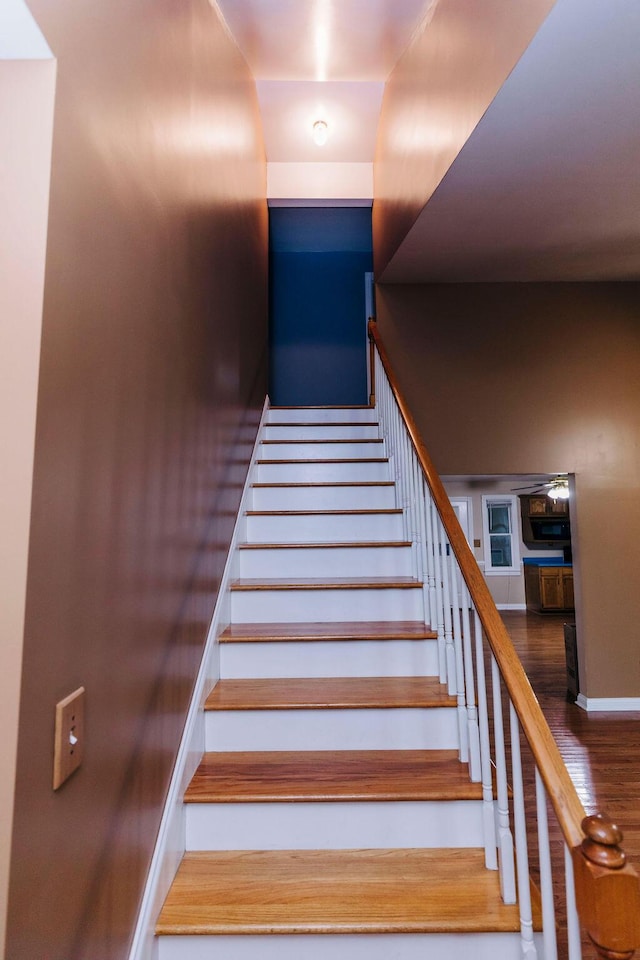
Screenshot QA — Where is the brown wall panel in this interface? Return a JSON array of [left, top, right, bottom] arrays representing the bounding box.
[[7, 1, 268, 957], [376, 282, 640, 699], [373, 0, 555, 277]]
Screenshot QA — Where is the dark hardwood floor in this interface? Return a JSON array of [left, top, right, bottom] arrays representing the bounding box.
[[500, 611, 640, 958], [501, 611, 640, 861]]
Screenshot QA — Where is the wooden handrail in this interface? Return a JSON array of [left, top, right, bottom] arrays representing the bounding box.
[[368, 319, 640, 959]]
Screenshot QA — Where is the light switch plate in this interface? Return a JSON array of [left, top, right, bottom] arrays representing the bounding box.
[[53, 686, 85, 790]]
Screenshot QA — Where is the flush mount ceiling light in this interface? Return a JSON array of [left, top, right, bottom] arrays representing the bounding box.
[[312, 120, 328, 146]]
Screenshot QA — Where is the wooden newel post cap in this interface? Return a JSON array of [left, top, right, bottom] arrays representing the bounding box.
[[582, 814, 627, 869]]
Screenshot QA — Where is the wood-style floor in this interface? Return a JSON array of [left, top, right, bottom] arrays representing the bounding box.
[[501, 611, 640, 959], [501, 611, 640, 864]]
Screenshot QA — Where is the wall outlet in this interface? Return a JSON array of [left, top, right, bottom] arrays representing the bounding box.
[[53, 686, 85, 790]]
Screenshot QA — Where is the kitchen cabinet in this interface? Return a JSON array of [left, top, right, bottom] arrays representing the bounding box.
[[519, 495, 571, 549], [523, 495, 569, 517], [524, 562, 574, 613]]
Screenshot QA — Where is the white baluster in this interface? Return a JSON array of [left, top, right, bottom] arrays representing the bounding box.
[[448, 545, 468, 762], [535, 768, 558, 960], [461, 589, 481, 782], [564, 843, 583, 960], [423, 482, 438, 637], [509, 702, 538, 959], [410, 455, 426, 614], [491, 654, 516, 902], [430, 500, 447, 684], [406, 437, 419, 579], [413, 465, 429, 623], [474, 611, 498, 868], [437, 517, 455, 694]]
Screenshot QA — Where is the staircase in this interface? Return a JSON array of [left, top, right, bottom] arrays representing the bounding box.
[[155, 405, 538, 960]]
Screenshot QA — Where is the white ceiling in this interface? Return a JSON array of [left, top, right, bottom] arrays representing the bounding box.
[[214, 0, 640, 281], [216, 0, 434, 161]]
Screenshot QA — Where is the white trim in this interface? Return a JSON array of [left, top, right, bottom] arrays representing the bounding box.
[[449, 497, 473, 546], [127, 396, 270, 960], [576, 694, 640, 713], [496, 603, 527, 611]]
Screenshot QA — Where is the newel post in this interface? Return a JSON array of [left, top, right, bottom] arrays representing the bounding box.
[[572, 814, 640, 959]]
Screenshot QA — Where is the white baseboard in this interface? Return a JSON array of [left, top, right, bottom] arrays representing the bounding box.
[[127, 396, 270, 960], [496, 603, 527, 611], [576, 694, 640, 713]]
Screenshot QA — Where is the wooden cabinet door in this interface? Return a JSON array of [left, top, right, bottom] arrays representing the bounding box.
[[540, 569, 564, 609], [563, 571, 575, 609]]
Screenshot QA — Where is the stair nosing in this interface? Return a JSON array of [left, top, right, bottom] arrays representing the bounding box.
[[238, 540, 411, 550], [230, 577, 423, 591], [246, 508, 401, 516], [261, 439, 383, 445], [266, 421, 380, 428], [218, 621, 438, 642], [252, 481, 395, 488]]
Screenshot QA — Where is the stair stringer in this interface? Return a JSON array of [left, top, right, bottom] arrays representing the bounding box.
[[126, 396, 271, 960]]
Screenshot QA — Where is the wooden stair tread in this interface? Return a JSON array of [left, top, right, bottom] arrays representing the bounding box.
[[185, 749, 478, 803], [267, 422, 380, 428], [205, 677, 454, 711], [246, 508, 401, 516], [252, 482, 394, 488], [238, 540, 411, 550], [262, 439, 383, 445], [256, 458, 389, 465], [269, 405, 373, 410], [218, 621, 437, 642], [230, 577, 422, 591], [156, 848, 537, 935]]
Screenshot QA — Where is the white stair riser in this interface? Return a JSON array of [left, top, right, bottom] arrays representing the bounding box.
[[264, 425, 380, 440], [251, 485, 396, 511], [186, 799, 485, 851], [220, 638, 439, 679], [256, 461, 389, 483], [267, 408, 376, 424], [205, 707, 458, 752], [260, 441, 385, 460], [230, 586, 424, 623], [239, 545, 414, 579], [245, 512, 404, 543], [158, 932, 537, 960]]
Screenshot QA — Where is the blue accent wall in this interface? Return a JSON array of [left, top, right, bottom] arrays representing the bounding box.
[[269, 207, 373, 406]]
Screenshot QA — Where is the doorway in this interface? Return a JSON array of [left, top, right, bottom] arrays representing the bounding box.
[[269, 206, 373, 406]]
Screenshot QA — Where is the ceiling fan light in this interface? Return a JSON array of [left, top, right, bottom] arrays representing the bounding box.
[[547, 479, 570, 500], [312, 120, 328, 146]]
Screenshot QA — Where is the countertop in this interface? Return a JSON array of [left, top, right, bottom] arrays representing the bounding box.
[[523, 558, 572, 568]]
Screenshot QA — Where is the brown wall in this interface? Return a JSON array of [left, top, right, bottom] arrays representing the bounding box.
[[373, 0, 555, 278], [0, 54, 55, 953], [376, 282, 640, 699], [6, 2, 268, 958]]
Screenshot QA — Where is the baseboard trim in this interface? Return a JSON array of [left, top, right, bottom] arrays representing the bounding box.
[[576, 694, 640, 713], [496, 603, 527, 611], [127, 395, 270, 960]]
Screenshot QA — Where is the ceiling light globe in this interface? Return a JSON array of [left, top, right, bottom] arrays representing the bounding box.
[[312, 120, 328, 146]]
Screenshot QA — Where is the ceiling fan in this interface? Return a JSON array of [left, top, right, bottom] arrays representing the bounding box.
[[512, 475, 570, 501]]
